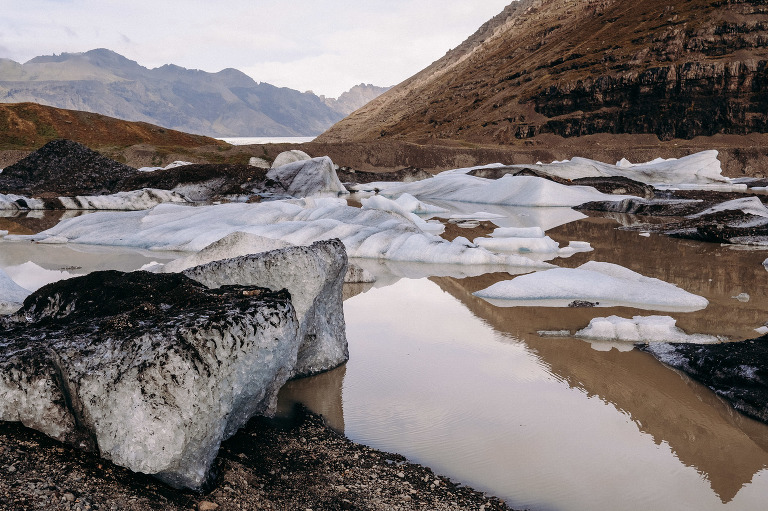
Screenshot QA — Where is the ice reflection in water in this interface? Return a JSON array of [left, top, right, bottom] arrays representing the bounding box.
[[279, 209, 768, 511]]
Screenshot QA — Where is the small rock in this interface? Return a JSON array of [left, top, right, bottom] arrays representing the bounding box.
[[198, 502, 219, 511], [397, 471, 405, 478], [63, 493, 76, 502]]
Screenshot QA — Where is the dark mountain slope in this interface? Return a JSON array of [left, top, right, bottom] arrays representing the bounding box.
[[318, 0, 768, 144]]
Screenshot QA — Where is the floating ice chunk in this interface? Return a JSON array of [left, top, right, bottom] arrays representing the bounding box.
[[496, 150, 727, 185], [575, 315, 722, 344], [360, 195, 444, 234], [58, 189, 189, 210], [382, 174, 633, 207], [163, 232, 294, 273], [755, 326, 768, 335], [0, 267, 30, 314], [732, 293, 751, 302], [473, 261, 709, 311], [390, 193, 449, 214], [38, 200, 550, 269], [0, 230, 8, 237], [474, 235, 560, 253]]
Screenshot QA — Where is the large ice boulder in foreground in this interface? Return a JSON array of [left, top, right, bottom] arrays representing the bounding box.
[[0, 267, 30, 314], [267, 156, 348, 197], [474, 261, 709, 312], [642, 336, 768, 424], [184, 239, 349, 377], [0, 271, 301, 490]]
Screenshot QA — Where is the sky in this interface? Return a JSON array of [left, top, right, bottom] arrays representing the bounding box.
[[0, 0, 512, 98]]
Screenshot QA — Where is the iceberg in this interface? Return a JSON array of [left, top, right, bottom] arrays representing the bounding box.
[[0, 272, 301, 490], [475, 150, 727, 186], [162, 232, 294, 273], [0, 193, 46, 210], [473, 261, 709, 312], [473, 226, 592, 256], [183, 239, 349, 377], [575, 315, 722, 344], [271, 149, 311, 168], [267, 156, 348, 198], [57, 188, 189, 210], [34, 200, 552, 269], [379, 174, 634, 207]]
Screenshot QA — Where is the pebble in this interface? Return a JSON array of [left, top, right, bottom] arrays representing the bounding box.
[[198, 502, 219, 511], [64, 493, 76, 502]]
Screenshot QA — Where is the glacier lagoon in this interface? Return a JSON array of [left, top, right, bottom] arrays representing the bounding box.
[[3, 200, 768, 510]]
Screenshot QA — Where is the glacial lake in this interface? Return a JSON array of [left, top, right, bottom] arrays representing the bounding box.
[[3, 203, 768, 511]]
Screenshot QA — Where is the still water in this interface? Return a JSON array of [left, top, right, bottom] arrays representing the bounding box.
[[4, 206, 768, 510]]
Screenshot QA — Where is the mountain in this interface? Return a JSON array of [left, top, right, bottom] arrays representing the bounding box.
[[318, 0, 768, 144], [321, 84, 391, 116], [0, 49, 386, 138]]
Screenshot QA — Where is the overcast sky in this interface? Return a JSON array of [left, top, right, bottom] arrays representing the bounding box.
[[0, 1, 512, 98]]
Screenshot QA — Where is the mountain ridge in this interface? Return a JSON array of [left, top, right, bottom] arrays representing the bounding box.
[[318, 0, 768, 144], [0, 49, 387, 138]]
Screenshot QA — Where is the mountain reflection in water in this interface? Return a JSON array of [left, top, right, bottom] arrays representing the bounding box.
[[279, 213, 768, 511]]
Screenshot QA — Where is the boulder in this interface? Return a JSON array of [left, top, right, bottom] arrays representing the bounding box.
[[266, 156, 348, 197], [248, 156, 271, 169], [642, 337, 768, 424], [271, 149, 311, 169], [0, 271, 301, 490], [183, 239, 349, 377]]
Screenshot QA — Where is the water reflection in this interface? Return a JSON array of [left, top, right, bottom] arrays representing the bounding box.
[[279, 213, 768, 511]]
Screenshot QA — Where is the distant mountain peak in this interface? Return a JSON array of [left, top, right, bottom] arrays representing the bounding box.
[[0, 49, 388, 137]]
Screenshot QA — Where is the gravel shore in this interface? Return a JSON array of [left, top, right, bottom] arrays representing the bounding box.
[[0, 406, 515, 511]]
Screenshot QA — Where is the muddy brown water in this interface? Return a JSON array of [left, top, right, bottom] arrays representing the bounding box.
[[3, 206, 768, 510]]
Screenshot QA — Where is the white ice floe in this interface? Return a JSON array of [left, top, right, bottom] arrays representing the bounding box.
[[380, 174, 634, 207], [267, 156, 348, 197], [0, 193, 46, 210], [387, 193, 449, 214], [137, 161, 194, 172], [0, 267, 30, 314], [425, 200, 588, 232], [58, 188, 189, 210], [506, 150, 727, 185], [575, 315, 722, 344], [473, 261, 709, 312], [755, 326, 768, 335], [360, 195, 444, 234], [473, 226, 592, 257], [33, 200, 552, 269]]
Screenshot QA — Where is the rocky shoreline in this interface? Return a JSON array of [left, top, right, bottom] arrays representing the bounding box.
[[0, 406, 514, 511]]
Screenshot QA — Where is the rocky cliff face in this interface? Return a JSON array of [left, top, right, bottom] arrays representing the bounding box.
[[318, 0, 768, 144]]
